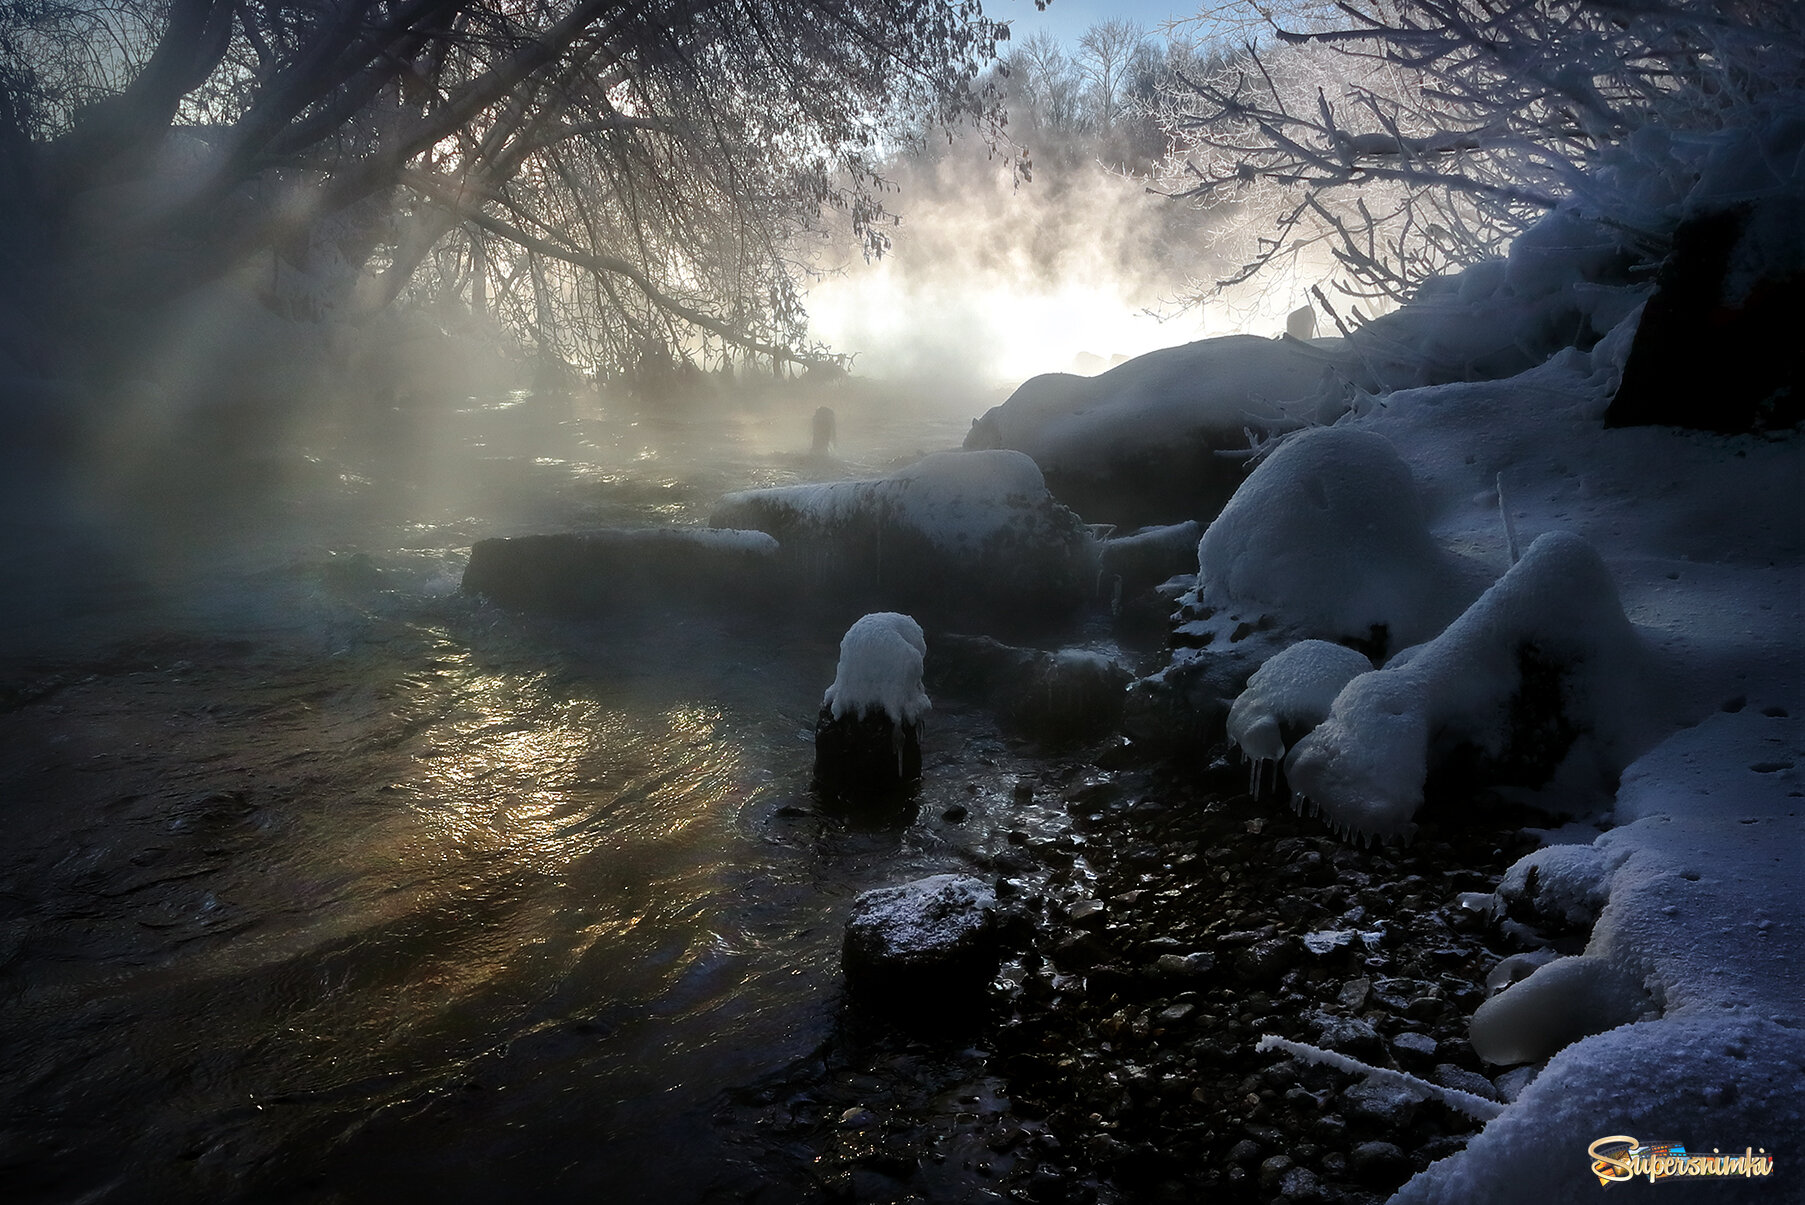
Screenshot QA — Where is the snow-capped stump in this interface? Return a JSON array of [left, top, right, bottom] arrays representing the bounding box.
[[461, 527, 781, 613], [963, 335, 1348, 527], [1227, 639, 1374, 797], [1285, 531, 1658, 843], [709, 450, 1098, 632], [842, 874, 999, 1003], [814, 612, 929, 797], [1196, 426, 1481, 658]]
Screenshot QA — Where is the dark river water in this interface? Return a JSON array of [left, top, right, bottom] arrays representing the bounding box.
[[0, 381, 1084, 1202]]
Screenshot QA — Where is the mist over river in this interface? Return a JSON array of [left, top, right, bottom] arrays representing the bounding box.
[[0, 380, 1091, 1202]]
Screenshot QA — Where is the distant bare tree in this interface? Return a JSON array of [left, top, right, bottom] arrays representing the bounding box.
[[1077, 18, 1148, 135], [0, 0, 1008, 387]]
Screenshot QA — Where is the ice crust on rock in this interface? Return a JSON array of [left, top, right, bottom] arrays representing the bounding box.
[[823, 612, 929, 727], [1226, 639, 1373, 795], [1195, 426, 1478, 653], [1285, 531, 1655, 843], [842, 874, 1000, 998], [1468, 954, 1654, 1066]]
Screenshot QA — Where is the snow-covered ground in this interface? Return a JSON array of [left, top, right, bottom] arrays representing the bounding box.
[[1187, 278, 1802, 1196]]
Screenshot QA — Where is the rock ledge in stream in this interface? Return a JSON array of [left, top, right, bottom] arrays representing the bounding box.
[[462, 527, 779, 613], [710, 450, 1098, 633]]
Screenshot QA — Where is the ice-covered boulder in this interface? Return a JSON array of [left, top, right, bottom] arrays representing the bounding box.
[[842, 874, 1000, 1003], [814, 613, 928, 796], [710, 450, 1098, 632], [929, 636, 1131, 745], [964, 335, 1347, 526], [461, 527, 781, 613], [1285, 531, 1656, 842], [1196, 426, 1479, 656], [1468, 954, 1654, 1066], [1226, 639, 1373, 796]]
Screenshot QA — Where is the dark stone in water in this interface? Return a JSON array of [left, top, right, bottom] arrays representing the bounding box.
[[462, 527, 780, 614], [843, 875, 1000, 1011]]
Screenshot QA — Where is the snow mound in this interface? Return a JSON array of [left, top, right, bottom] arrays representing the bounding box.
[[1196, 426, 1478, 654], [1498, 842, 1614, 929], [1227, 640, 1373, 795], [823, 612, 929, 727], [1286, 531, 1656, 843], [964, 334, 1348, 524]]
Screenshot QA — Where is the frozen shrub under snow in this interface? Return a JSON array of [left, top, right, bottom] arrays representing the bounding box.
[[1195, 426, 1479, 655], [1285, 531, 1656, 843]]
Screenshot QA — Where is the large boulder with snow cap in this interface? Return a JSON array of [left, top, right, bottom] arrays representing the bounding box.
[[1196, 426, 1478, 657], [965, 335, 1348, 526], [711, 450, 1097, 631], [843, 874, 1000, 1003], [814, 612, 928, 797]]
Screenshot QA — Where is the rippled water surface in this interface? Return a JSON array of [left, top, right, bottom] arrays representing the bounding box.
[[0, 382, 1069, 1202]]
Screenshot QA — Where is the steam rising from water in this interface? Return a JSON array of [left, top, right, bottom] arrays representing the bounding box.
[[806, 135, 1336, 385]]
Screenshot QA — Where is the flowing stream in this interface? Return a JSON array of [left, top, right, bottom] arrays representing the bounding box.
[[0, 381, 1081, 1202]]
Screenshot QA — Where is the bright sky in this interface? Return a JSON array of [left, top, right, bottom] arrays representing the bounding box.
[[999, 0, 1206, 45]]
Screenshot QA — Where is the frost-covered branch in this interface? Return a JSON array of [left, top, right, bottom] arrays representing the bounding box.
[[1155, 0, 1805, 312]]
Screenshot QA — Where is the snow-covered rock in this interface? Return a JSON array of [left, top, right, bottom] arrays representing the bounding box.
[[1286, 531, 1658, 843], [815, 613, 928, 795], [461, 527, 781, 613], [964, 335, 1348, 526], [842, 874, 1000, 1002], [1468, 954, 1654, 1066], [710, 449, 1097, 631], [1195, 426, 1480, 656]]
